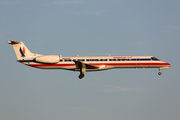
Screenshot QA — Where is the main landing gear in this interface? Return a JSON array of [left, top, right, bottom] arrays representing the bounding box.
[[79, 73, 85, 79], [78, 67, 85, 79], [76, 62, 86, 79]]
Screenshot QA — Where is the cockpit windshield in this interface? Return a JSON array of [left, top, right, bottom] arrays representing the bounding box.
[[151, 57, 160, 61]]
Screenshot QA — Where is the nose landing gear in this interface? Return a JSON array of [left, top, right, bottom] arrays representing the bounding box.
[[158, 72, 162, 75], [158, 67, 170, 75], [158, 68, 162, 75]]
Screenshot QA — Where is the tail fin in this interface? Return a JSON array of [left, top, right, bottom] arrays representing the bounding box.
[[8, 40, 33, 60]]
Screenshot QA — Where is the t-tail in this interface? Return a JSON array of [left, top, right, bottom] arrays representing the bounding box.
[[7, 40, 34, 60]]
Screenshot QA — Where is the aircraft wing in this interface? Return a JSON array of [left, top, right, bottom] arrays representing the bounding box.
[[73, 60, 99, 69]]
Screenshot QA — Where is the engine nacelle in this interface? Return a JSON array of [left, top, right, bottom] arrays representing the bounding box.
[[35, 55, 60, 64]]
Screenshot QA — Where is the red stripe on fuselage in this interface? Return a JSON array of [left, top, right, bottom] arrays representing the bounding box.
[[27, 62, 171, 67]]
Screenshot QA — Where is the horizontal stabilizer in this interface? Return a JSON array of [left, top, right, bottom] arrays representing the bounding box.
[[7, 40, 21, 44]]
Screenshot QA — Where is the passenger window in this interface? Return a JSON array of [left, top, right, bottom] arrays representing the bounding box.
[[60, 59, 63, 62], [104, 59, 107, 61], [132, 59, 136, 61]]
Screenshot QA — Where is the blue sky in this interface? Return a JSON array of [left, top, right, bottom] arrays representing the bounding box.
[[0, 0, 180, 120]]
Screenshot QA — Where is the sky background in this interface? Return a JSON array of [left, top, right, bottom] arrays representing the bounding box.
[[0, 0, 180, 120]]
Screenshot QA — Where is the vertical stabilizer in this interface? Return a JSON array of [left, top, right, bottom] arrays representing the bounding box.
[[8, 40, 33, 60]]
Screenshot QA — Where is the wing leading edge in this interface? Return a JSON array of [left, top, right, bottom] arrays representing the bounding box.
[[73, 60, 99, 69]]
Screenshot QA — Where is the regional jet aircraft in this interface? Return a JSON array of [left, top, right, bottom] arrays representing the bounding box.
[[8, 40, 171, 79]]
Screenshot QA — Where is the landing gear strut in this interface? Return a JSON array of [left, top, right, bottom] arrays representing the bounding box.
[[158, 68, 162, 75], [75, 62, 86, 79]]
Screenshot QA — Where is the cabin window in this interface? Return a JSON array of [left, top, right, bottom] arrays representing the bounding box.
[[99, 59, 107, 61], [77, 59, 85, 61], [144, 59, 151, 61], [131, 59, 136, 61], [60, 59, 63, 62], [136, 59, 140, 61], [68, 59, 71, 62], [109, 59, 112, 61], [95, 59, 99, 61]]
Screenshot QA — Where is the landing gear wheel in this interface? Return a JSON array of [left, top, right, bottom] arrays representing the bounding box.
[[78, 74, 84, 79], [158, 72, 162, 75]]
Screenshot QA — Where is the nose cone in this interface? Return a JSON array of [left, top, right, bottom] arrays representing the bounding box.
[[166, 62, 171, 67], [161, 60, 171, 66], [161, 61, 171, 67]]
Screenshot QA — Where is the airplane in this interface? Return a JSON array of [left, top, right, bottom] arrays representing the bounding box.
[[8, 40, 171, 79]]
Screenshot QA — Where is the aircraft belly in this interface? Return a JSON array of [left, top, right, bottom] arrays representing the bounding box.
[[26, 63, 75, 70], [36, 66, 75, 69]]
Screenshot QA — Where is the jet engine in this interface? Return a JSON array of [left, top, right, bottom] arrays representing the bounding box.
[[35, 55, 60, 64]]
